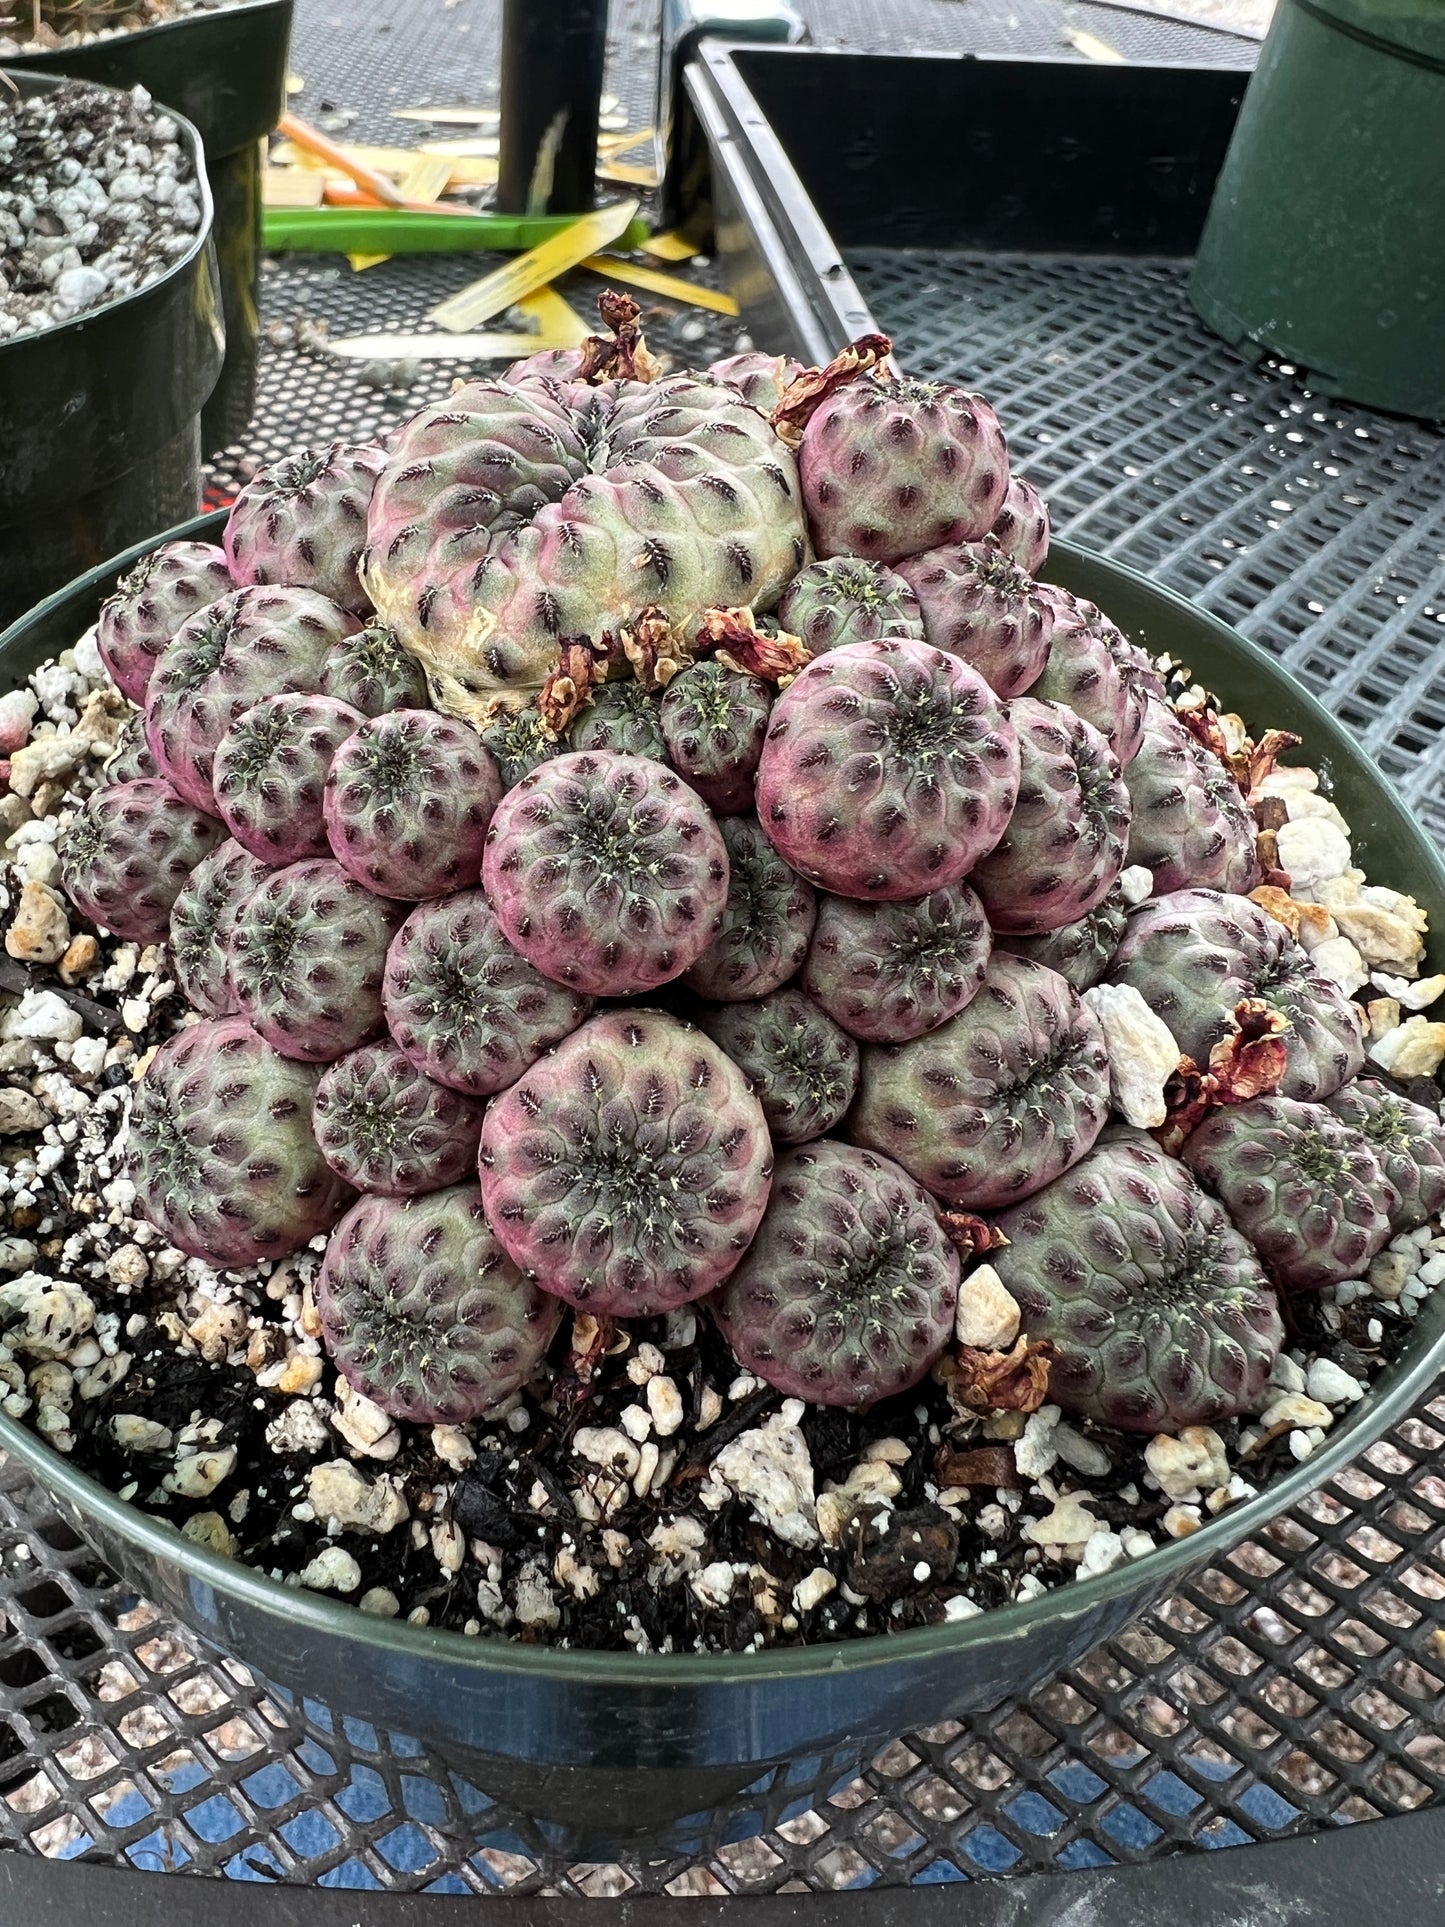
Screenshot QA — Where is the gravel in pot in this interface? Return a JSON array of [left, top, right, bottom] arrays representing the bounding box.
[[0, 76, 203, 340], [0, 72, 221, 629]]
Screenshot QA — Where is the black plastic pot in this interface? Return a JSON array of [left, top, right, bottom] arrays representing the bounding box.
[[2, 515, 1443, 1856], [0, 75, 223, 632], [6, 0, 294, 451]]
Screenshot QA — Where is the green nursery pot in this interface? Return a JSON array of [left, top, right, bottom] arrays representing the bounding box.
[[1190, 0, 1445, 419]]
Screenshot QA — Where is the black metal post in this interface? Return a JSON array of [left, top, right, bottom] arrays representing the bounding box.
[[497, 0, 610, 216]]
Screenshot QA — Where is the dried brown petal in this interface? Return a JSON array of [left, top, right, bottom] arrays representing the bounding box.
[[768, 332, 894, 447], [1156, 997, 1290, 1152], [1176, 705, 1303, 803], [939, 1211, 1011, 1262], [575, 290, 663, 385], [1254, 828, 1292, 893], [537, 641, 603, 737], [696, 606, 811, 684], [1246, 729, 1303, 798], [941, 1335, 1058, 1416], [1176, 702, 1237, 779], [610, 605, 689, 691], [552, 1311, 616, 1408]]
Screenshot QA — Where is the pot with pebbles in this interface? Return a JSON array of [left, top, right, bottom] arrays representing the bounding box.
[[4, 0, 294, 452], [0, 307, 1443, 1851], [0, 72, 222, 629]]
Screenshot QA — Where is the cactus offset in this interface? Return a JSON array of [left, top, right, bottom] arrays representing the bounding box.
[[145, 585, 358, 815], [896, 538, 1055, 699], [383, 889, 592, 1096], [802, 882, 991, 1043], [320, 620, 429, 718], [229, 858, 407, 1062], [714, 1140, 960, 1407], [312, 1042, 485, 1196], [990, 1133, 1283, 1432], [97, 540, 233, 705], [699, 986, 859, 1145], [850, 953, 1111, 1210], [1109, 888, 1366, 1102], [168, 838, 270, 1019], [754, 637, 1020, 900], [317, 1185, 560, 1423], [62, 778, 224, 944], [1326, 1078, 1445, 1232], [775, 557, 924, 656], [478, 1009, 772, 1316], [681, 813, 816, 1002], [968, 698, 1131, 936], [324, 708, 502, 900], [126, 1016, 352, 1266], [1182, 1095, 1396, 1291], [224, 442, 388, 616], [659, 661, 773, 815], [212, 692, 363, 867], [482, 751, 730, 996]]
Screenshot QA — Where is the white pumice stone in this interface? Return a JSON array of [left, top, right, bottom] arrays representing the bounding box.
[[1145, 1427, 1228, 1499], [954, 1261, 1022, 1351], [711, 1404, 818, 1550], [1368, 1016, 1445, 1079], [1023, 1493, 1097, 1554], [298, 1546, 361, 1595], [1305, 1359, 1366, 1406], [1082, 983, 1181, 1128]]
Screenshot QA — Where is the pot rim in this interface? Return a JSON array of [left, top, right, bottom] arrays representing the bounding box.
[[3, 0, 292, 58], [0, 67, 216, 354], [2, 521, 1443, 1689]]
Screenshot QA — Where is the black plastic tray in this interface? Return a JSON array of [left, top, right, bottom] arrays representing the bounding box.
[[672, 45, 1249, 363]]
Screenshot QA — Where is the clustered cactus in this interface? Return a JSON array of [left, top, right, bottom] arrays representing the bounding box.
[[54, 296, 1443, 1451]]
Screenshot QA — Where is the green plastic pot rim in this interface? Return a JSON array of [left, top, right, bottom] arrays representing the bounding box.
[[0, 69, 216, 358], [1289, 0, 1445, 75], [2, 522, 1445, 1690]]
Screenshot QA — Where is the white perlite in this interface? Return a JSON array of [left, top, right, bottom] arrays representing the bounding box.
[[709, 1400, 818, 1549], [331, 1379, 401, 1461], [1144, 1426, 1229, 1500], [1023, 1493, 1097, 1554], [1305, 1358, 1366, 1406], [0, 1273, 95, 1358], [793, 1567, 838, 1613], [1368, 1016, 1445, 1080], [1308, 936, 1369, 996], [298, 1546, 361, 1595], [2, 989, 83, 1044], [1276, 817, 1351, 890], [306, 1460, 409, 1536], [691, 1561, 739, 1609], [1082, 984, 1180, 1128], [1014, 1404, 1061, 1480], [954, 1262, 1021, 1352], [1371, 971, 1445, 1012]]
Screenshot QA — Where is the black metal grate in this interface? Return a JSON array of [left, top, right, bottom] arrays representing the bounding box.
[[4, 1395, 1445, 1891], [848, 250, 1445, 849]]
